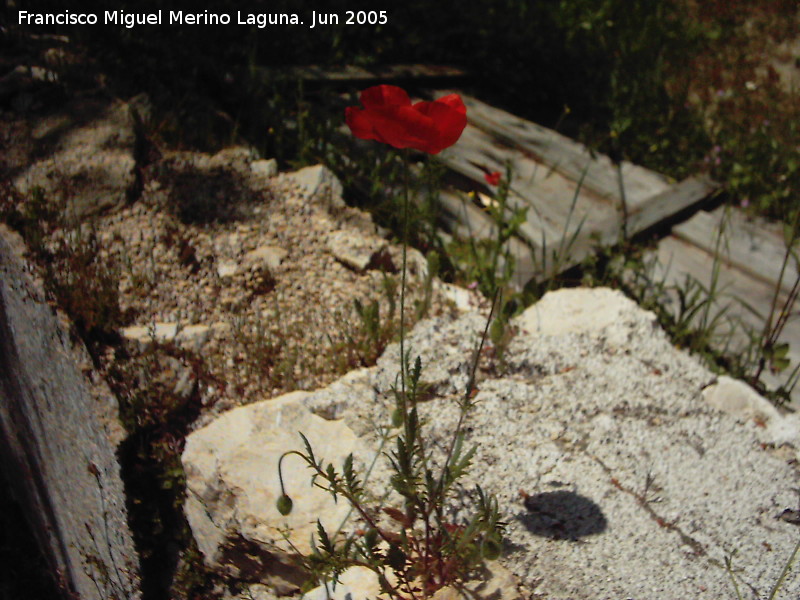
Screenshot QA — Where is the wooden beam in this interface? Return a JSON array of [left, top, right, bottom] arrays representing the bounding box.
[[672, 205, 799, 297], [438, 92, 672, 207], [244, 64, 467, 85]]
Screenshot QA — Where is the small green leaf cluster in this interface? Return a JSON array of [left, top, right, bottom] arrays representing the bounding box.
[[277, 353, 505, 599]]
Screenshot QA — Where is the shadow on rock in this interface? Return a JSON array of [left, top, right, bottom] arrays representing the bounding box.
[[517, 490, 607, 540]]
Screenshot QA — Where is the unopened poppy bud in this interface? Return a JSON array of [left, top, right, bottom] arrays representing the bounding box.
[[276, 494, 293, 516], [391, 408, 403, 428]]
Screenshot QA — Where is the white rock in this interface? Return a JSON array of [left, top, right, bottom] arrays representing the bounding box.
[[282, 164, 344, 209], [182, 287, 800, 598], [703, 375, 800, 448], [121, 323, 178, 348], [217, 260, 238, 279], [302, 567, 380, 600], [176, 324, 211, 351], [439, 281, 476, 312], [302, 561, 523, 600], [327, 229, 391, 272], [244, 245, 287, 271], [515, 286, 657, 347], [250, 159, 278, 179], [182, 391, 371, 573], [208, 146, 258, 173]]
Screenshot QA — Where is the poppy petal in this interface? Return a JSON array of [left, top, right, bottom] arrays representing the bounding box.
[[413, 100, 468, 154], [345, 106, 380, 142], [345, 87, 467, 154], [434, 93, 467, 116], [360, 85, 411, 109]]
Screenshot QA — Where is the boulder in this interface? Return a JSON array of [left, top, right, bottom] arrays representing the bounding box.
[[703, 375, 800, 448], [243, 245, 288, 272], [182, 391, 375, 589], [302, 562, 523, 600], [250, 158, 278, 180], [0, 225, 141, 600]]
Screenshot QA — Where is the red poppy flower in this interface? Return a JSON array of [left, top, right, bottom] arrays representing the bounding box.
[[345, 85, 467, 154], [484, 171, 501, 186]]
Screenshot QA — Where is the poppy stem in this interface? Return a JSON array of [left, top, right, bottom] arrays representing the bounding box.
[[399, 149, 409, 408]]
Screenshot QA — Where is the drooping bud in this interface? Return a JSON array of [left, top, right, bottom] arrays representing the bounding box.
[[276, 494, 293, 516]]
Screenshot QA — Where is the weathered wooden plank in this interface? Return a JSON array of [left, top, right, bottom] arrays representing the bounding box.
[[575, 176, 719, 250], [524, 175, 716, 282], [247, 64, 466, 84], [433, 92, 717, 283], [439, 124, 618, 252], [437, 91, 672, 206], [673, 206, 799, 297], [654, 235, 800, 406]]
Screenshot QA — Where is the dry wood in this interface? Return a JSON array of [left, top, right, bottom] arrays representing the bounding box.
[[247, 64, 466, 84], [654, 235, 800, 404], [672, 205, 799, 296], [437, 91, 671, 206]]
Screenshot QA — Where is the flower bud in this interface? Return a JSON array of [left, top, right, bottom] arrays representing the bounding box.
[[391, 408, 403, 428], [276, 494, 293, 516]]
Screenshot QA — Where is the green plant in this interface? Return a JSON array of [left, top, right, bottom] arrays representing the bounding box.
[[414, 251, 440, 321], [277, 348, 505, 600], [326, 274, 400, 373], [275, 87, 504, 599], [747, 209, 800, 399]]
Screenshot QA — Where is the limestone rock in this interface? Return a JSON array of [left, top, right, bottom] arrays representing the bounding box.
[[289, 291, 800, 598], [176, 324, 211, 352], [439, 281, 479, 312], [282, 164, 344, 209], [250, 158, 278, 179], [217, 259, 239, 279], [182, 391, 373, 580], [302, 567, 381, 600], [515, 286, 658, 347], [208, 146, 258, 174], [303, 562, 524, 600], [703, 375, 800, 450], [327, 229, 394, 272], [244, 245, 287, 271], [181, 281, 800, 598], [121, 322, 178, 347], [13, 98, 139, 218]]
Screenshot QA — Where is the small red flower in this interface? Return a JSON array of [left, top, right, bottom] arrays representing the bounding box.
[[484, 171, 501, 186], [345, 85, 467, 154]]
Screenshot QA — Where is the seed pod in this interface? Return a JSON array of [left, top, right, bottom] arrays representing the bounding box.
[[276, 494, 293, 516]]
